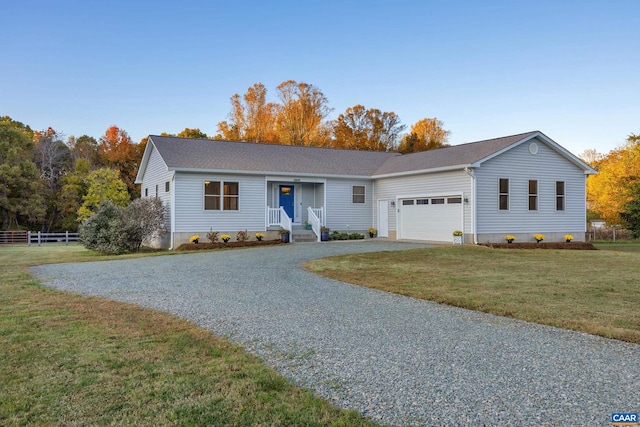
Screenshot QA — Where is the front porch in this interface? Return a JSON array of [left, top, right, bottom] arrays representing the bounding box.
[[266, 180, 326, 242]]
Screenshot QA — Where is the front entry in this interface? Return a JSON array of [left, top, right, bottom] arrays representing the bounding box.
[[279, 185, 295, 220]]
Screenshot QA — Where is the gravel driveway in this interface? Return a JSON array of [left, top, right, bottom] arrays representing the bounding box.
[[31, 241, 639, 426]]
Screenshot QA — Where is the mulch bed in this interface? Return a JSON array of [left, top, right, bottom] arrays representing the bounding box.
[[176, 239, 284, 251], [479, 242, 597, 250]]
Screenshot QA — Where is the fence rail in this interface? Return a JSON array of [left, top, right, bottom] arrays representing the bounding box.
[[0, 231, 80, 245]]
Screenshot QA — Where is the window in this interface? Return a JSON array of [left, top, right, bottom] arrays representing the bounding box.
[[165, 181, 170, 192], [204, 181, 220, 210], [416, 199, 429, 205], [529, 180, 538, 211], [431, 198, 445, 204], [223, 182, 239, 210], [204, 181, 239, 211], [556, 181, 565, 211], [352, 185, 365, 203], [144, 188, 148, 197], [155, 184, 158, 198], [402, 199, 414, 205], [499, 178, 509, 210], [447, 197, 462, 204]]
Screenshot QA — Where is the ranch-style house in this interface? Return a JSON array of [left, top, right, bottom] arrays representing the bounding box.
[[134, 131, 596, 249]]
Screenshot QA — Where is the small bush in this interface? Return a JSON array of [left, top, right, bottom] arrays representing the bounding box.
[[236, 230, 248, 242], [206, 229, 220, 243], [330, 231, 349, 240], [348, 233, 364, 240]]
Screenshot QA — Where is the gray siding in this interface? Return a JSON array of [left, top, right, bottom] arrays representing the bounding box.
[[174, 172, 266, 232], [475, 137, 586, 236], [374, 170, 472, 233], [325, 178, 374, 232], [140, 144, 172, 232]]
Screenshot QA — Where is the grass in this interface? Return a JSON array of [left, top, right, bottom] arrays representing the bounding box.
[[0, 245, 377, 426], [593, 240, 640, 253], [305, 245, 640, 344]]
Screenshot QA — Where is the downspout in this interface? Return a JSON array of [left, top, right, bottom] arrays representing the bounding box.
[[169, 171, 176, 250], [464, 167, 477, 244]]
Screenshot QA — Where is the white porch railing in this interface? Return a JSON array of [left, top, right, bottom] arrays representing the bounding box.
[[307, 207, 322, 242], [310, 207, 324, 226], [267, 207, 292, 234]]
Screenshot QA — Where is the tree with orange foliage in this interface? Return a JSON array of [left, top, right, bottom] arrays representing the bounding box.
[[98, 126, 141, 198], [398, 118, 451, 153], [587, 134, 640, 225], [216, 83, 279, 143], [332, 105, 405, 151]]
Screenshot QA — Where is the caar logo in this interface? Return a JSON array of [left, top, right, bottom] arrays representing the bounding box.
[[612, 413, 639, 426]]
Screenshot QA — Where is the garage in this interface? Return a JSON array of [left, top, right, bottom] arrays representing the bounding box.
[[398, 195, 463, 241]]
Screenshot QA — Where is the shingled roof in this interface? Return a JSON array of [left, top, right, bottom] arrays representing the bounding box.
[[148, 136, 399, 177], [138, 131, 593, 182], [372, 131, 540, 176]]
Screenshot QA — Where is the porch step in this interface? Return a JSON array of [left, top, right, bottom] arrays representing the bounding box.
[[292, 228, 318, 243]]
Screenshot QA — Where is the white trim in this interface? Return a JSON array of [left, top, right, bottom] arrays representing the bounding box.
[[372, 164, 470, 179]]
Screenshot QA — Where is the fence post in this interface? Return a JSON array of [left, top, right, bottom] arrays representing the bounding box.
[[37, 231, 41, 246], [27, 231, 30, 246], [65, 231, 69, 245]]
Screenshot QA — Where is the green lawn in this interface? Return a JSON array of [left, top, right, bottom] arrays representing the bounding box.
[[305, 245, 640, 344], [0, 245, 377, 427], [593, 240, 640, 253]]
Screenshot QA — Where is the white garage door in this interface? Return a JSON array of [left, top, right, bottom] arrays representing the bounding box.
[[398, 196, 463, 241]]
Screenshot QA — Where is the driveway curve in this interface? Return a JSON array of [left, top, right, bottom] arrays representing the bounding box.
[[31, 242, 639, 426]]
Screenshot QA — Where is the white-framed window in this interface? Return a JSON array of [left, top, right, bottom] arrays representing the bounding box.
[[556, 181, 565, 211], [352, 185, 365, 203], [204, 181, 239, 211], [499, 178, 509, 210], [528, 180, 538, 211]]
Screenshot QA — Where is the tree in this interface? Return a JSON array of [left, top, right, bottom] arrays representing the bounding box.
[[587, 134, 640, 225], [216, 83, 279, 143], [176, 128, 208, 139], [620, 183, 640, 238], [398, 118, 451, 153], [34, 129, 71, 231], [68, 135, 100, 166], [332, 105, 405, 151], [57, 158, 91, 231], [0, 121, 45, 229], [77, 168, 130, 222], [275, 80, 333, 146], [579, 148, 603, 167], [126, 197, 166, 250], [98, 125, 141, 198]]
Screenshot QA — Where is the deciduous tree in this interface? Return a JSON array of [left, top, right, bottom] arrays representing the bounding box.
[[0, 121, 45, 229], [98, 126, 140, 198], [176, 128, 208, 139], [332, 105, 405, 151], [587, 134, 640, 225], [398, 118, 451, 153], [275, 80, 333, 146], [77, 168, 130, 222]]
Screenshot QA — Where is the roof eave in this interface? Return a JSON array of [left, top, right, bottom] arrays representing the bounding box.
[[372, 164, 471, 179], [170, 167, 373, 180]]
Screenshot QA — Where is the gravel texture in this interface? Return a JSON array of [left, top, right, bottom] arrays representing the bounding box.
[[31, 241, 640, 426]]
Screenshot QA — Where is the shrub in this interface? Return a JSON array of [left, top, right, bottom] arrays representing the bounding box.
[[255, 232, 265, 241], [189, 235, 200, 244], [533, 233, 545, 243], [206, 229, 220, 243], [220, 234, 231, 243], [348, 233, 364, 240], [236, 230, 248, 242], [79, 198, 166, 254]]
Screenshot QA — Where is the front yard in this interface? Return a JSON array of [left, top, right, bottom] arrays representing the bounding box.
[[305, 244, 640, 344], [0, 245, 375, 426]]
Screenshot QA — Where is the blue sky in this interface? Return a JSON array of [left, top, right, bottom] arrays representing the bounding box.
[[2, 0, 638, 155]]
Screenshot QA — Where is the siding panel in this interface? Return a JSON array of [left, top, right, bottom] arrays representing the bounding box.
[[325, 179, 373, 231], [475, 137, 586, 236], [140, 145, 172, 232], [174, 172, 266, 232]]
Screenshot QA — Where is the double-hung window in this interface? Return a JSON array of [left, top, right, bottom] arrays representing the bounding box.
[[528, 180, 538, 211], [499, 178, 509, 210], [204, 181, 239, 211], [556, 181, 565, 211], [352, 185, 365, 203]]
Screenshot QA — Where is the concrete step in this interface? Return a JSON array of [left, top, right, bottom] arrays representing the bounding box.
[[292, 229, 318, 242]]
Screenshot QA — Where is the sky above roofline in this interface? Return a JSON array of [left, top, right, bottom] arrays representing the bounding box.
[[2, 0, 638, 157]]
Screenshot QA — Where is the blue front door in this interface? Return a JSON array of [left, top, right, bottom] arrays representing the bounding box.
[[279, 185, 295, 220]]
